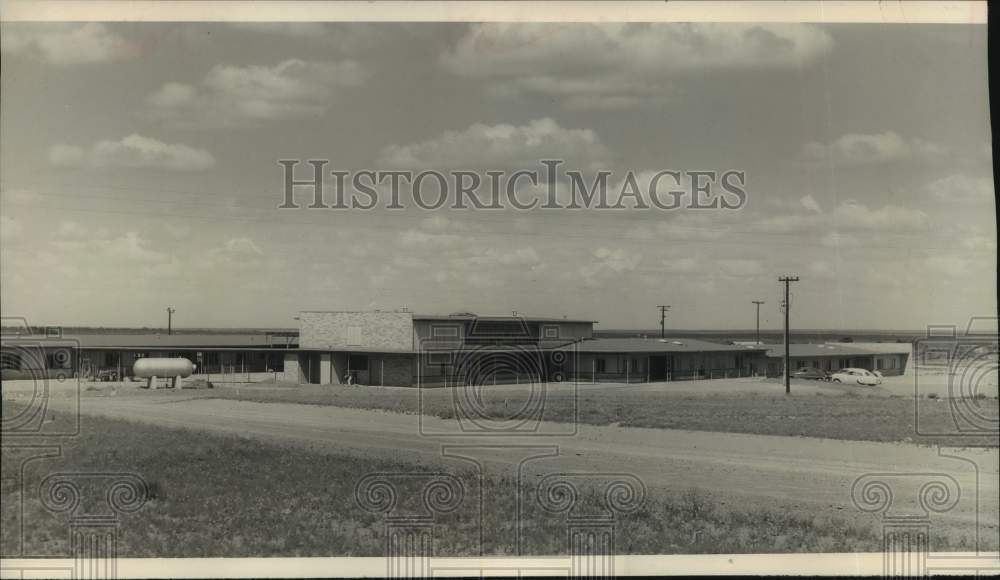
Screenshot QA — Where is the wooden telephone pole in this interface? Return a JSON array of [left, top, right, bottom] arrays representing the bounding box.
[[657, 305, 670, 339], [752, 300, 765, 345], [778, 277, 799, 394]]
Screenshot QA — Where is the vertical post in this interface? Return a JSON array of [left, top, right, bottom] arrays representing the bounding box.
[[166, 307, 175, 335], [657, 305, 670, 339], [779, 276, 799, 394], [752, 300, 765, 345]]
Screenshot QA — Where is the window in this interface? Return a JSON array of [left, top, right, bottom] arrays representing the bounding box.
[[543, 326, 559, 339], [631, 358, 640, 372], [348, 354, 368, 370], [432, 325, 459, 337], [347, 326, 363, 346], [876, 359, 883, 370], [824, 359, 832, 370], [797, 360, 807, 370], [595, 358, 606, 373]]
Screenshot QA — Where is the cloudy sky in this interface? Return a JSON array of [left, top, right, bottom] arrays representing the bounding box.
[[0, 22, 994, 331]]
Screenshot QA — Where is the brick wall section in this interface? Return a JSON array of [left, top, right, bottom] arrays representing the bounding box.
[[299, 311, 414, 351]]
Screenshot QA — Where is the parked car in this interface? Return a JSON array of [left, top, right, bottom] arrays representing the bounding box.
[[792, 367, 829, 380], [95, 368, 120, 382], [829, 368, 882, 386]]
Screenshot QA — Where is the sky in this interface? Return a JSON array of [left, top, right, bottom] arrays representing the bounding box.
[[0, 22, 995, 331]]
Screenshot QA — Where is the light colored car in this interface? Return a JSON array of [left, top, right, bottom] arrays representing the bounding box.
[[829, 368, 882, 386]]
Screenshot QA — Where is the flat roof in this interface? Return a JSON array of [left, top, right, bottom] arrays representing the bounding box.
[[761, 343, 906, 358], [828, 342, 913, 354], [560, 338, 767, 354], [416, 314, 597, 324], [60, 333, 298, 349], [298, 310, 597, 324]]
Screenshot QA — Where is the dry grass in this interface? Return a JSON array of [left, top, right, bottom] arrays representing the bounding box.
[[0, 402, 915, 558], [186, 384, 999, 447]]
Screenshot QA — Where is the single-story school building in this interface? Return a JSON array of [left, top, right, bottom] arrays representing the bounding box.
[[1, 311, 911, 385]]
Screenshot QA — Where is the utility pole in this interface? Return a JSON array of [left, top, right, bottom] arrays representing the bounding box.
[[657, 305, 670, 339], [166, 307, 175, 335], [778, 277, 799, 394], [752, 301, 765, 345]]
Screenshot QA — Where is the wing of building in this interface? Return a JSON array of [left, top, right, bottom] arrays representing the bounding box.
[[1, 312, 911, 385]]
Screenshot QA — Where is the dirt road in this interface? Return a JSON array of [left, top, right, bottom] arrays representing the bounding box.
[[42, 393, 999, 546]]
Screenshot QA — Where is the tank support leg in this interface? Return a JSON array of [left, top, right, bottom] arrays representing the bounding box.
[[172, 376, 179, 389]]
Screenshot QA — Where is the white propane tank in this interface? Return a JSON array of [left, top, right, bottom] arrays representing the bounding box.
[[133, 358, 195, 379]]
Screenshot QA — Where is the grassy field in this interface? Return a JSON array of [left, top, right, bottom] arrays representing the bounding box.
[[187, 382, 1000, 447], [0, 402, 914, 558]]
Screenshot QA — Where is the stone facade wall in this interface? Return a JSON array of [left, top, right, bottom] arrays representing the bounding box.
[[299, 311, 414, 352]]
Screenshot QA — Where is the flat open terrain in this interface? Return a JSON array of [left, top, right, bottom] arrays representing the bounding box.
[[2, 379, 996, 554], [60, 370, 995, 447], [4, 403, 894, 557]]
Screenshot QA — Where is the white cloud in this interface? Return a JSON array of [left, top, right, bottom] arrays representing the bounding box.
[[227, 23, 330, 38], [378, 118, 609, 170], [196, 237, 265, 271], [578, 247, 640, 285], [807, 261, 836, 280], [164, 223, 193, 239], [801, 132, 945, 167], [751, 200, 929, 234], [1, 23, 133, 65], [495, 247, 541, 267], [820, 231, 860, 247], [661, 257, 698, 274], [49, 134, 216, 172], [924, 174, 994, 204], [57, 220, 98, 240], [961, 234, 997, 252], [0, 216, 22, 242], [397, 229, 463, 250], [54, 231, 170, 264], [831, 201, 928, 231], [800, 194, 822, 213], [442, 23, 833, 109], [717, 259, 763, 277], [146, 59, 368, 127]]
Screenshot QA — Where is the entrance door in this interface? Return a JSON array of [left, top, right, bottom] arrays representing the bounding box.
[[649, 356, 667, 381]]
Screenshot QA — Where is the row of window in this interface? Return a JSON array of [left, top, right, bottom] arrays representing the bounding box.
[[593, 358, 645, 373], [794, 356, 899, 370], [429, 324, 562, 339]]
